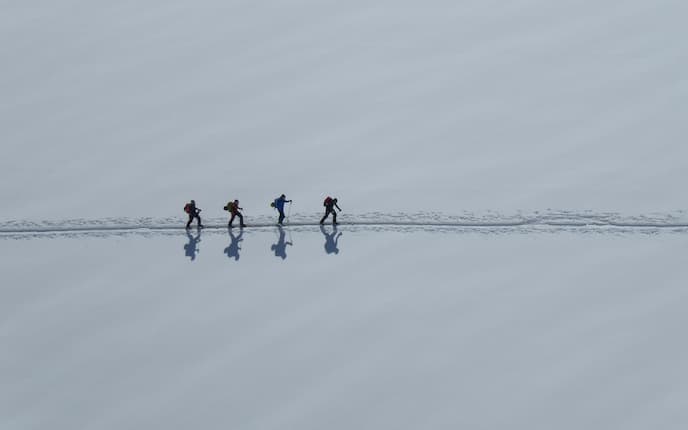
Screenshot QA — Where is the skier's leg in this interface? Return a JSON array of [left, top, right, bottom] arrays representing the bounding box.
[[229, 213, 236, 226], [278, 210, 285, 224], [238, 213, 245, 227], [196, 214, 203, 228], [320, 210, 327, 224], [186, 214, 193, 228], [332, 210, 337, 224]]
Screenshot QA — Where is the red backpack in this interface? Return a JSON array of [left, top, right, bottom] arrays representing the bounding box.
[[184, 203, 192, 214], [323, 197, 332, 207]]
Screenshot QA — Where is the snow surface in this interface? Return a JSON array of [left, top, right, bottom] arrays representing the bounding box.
[[1, 0, 688, 429], [1, 0, 686, 218], [2, 228, 688, 429]]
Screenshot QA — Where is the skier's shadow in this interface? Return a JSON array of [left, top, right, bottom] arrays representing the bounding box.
[[320, 224, 342, 255], [271, 225, 293, 260], [184, 228, 202, 261], [224, 228, 243, 261]]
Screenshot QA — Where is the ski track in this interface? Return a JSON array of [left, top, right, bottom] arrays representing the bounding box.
[[1, 211, 687, 240]]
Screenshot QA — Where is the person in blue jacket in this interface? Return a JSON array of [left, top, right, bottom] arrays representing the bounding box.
[[271, 194, 292, 225]]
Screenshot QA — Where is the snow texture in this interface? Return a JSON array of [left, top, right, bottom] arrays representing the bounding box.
[[1, 0, 687, 429]]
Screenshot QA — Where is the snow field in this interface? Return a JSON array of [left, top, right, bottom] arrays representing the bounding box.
[[2, 0, 687, 429], [2, 230, 688, 429]]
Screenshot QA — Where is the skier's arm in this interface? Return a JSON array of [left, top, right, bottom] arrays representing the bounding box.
[[335, 203, 342, 211]]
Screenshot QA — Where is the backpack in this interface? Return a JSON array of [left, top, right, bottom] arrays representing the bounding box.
[[184, 203, 192, 214], [223, 202, 231, 211], [324, 197, 333, 207], [270, 201, 276, 208]]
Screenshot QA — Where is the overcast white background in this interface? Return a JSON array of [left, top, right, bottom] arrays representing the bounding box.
[[1, 1, 687, 429]]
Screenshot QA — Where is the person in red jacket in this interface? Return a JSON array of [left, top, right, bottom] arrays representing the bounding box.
[[224, 199, 246, 228]]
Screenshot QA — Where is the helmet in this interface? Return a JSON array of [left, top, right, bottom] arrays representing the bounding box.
[[280, 194, 286, 198]]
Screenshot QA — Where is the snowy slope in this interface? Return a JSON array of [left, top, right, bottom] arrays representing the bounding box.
[[2, 229, 688, 429], [1, 0, 686, 219]]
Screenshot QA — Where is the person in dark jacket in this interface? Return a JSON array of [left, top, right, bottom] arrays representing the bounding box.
[[320, 196, 342, 225], [184, 200, 203, 229], [272, 194, 292, 225], [225, 199, 246, 228]]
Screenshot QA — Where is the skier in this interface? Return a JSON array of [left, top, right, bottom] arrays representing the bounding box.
[[271, 194, 292, 225], [320, 224, 342, 255], [184, 200, 203, 229], [224, 199, 246, 228], [320, 196, 342, 225]]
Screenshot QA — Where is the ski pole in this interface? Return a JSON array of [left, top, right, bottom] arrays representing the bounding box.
[[286, 201, 292, 224]]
